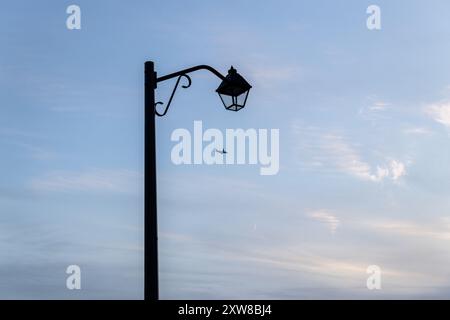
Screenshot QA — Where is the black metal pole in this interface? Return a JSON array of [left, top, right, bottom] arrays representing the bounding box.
[[144, 61, 158, 300]]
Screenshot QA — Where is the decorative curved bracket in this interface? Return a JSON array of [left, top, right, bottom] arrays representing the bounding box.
[[155, 74, 192, 117]]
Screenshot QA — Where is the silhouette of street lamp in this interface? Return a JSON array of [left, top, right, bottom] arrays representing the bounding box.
[[144, 61, 251, 300], [216, 67, 252, 112]]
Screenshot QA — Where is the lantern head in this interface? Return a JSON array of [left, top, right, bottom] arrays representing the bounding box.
[[216, 66, 252, 111]]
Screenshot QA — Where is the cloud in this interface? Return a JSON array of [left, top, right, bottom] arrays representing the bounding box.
[[29, 169, 142, 194], [322, 134, 385, 182], [320, 134, 404, 182], [0, 128, 58, 161], [307, 210, 340, 234], [292, 124, 407, 182], [160, 230, 444, 299], [368, 219, 450, 241], [11, 142, 57, 161], [0, 128, 48, 140], [389, 160, 406, 181], [247, 63, 301, 89], [425, 101, 450, 128], [368, 101, 390, 112], [403, 127, 433, 135], [358, 99, 390, 122]]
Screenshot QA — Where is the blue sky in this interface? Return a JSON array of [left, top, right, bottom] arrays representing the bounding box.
[[3, 0, 450, 299]]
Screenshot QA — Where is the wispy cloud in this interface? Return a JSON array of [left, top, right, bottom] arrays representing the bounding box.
[[0, 128, 48, 140], [403, 127, 433, 135], [358, 99, 391, 122], [368, 101, 390, 112], [161, 230, 445, 299], [389, 160, 406, 181], [246, 63, 302, 89], [29, 169, 142, 194], [322, 133, 388, 182], [292, 124, 407, 182], [0, 128, 57, 161], [425, 101, 450, 128], [368, 219, 450, 241], [307, 210, 340, 234], [10, 142, 57, 161]]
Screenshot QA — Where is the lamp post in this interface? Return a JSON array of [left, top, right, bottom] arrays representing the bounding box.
[[144, 61, 252, 300]]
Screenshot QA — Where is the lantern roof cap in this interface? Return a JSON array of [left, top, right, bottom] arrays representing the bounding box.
[[216, 66, 252, 96]]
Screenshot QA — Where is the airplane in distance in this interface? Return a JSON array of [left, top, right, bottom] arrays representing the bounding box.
[[215, 148, 228, 155]]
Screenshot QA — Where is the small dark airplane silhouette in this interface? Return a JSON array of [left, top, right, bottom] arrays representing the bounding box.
[[215, 148, 228, 155]]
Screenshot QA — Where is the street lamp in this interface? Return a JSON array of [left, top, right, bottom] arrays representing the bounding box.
[[216, 66, 252, 112], [144, 61, 251, 300]]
